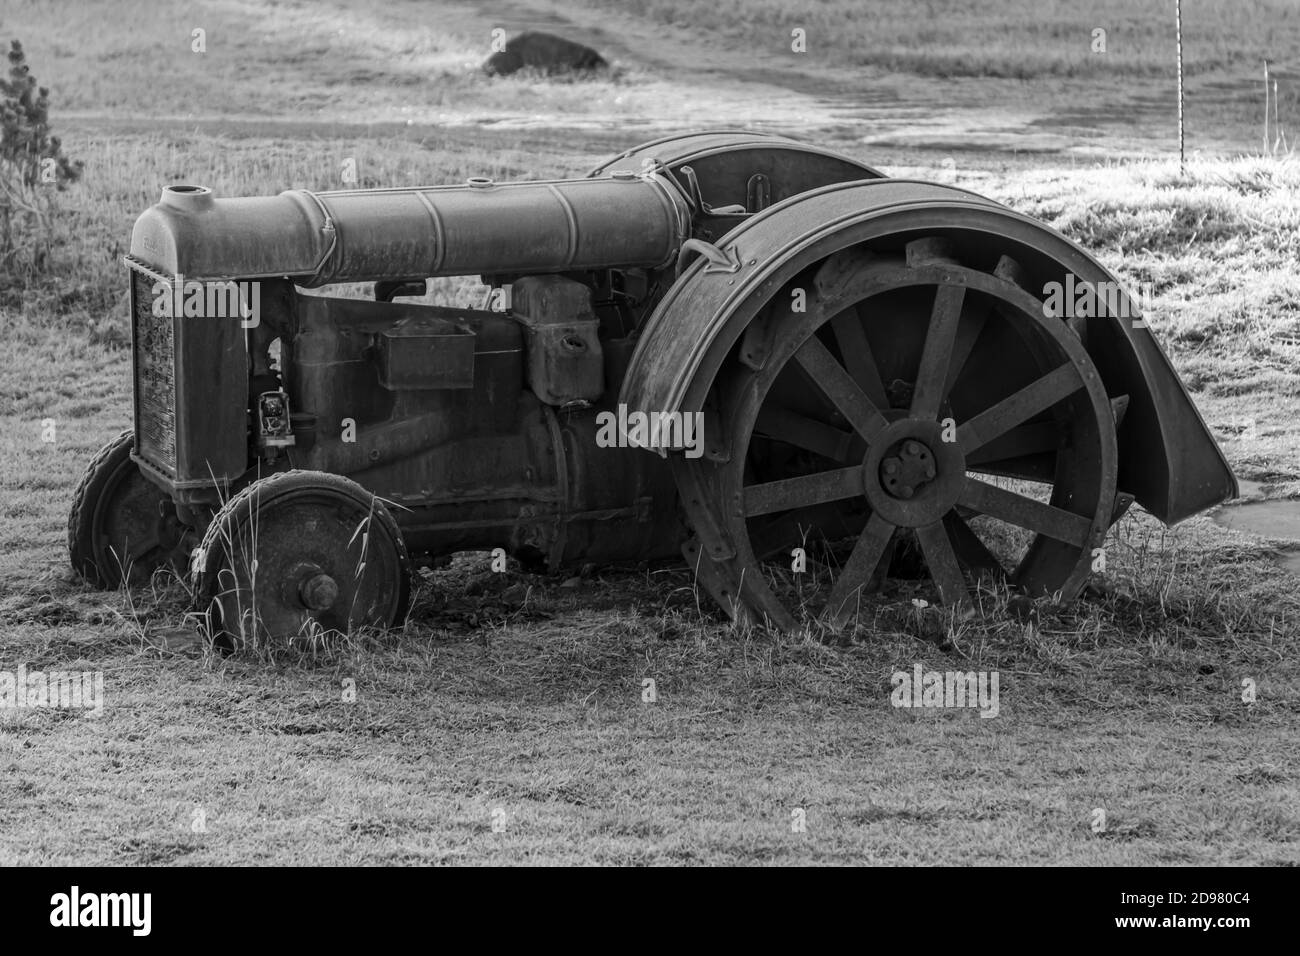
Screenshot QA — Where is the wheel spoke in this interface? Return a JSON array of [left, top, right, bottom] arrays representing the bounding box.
[[910, 283, 966, 419], [965, 421, 1061, 466], [831, 306, 890, 410], [744, 466, 864, 517], [755, 404, 855, 461], [825, 511, 895, 624], [942, 511, 1005, 582], [793, 336, 890, 443], [916, 519, 970, 606], [958, 363, 1082, 454], [958, 477, 1092, 547], [942, 301, 990, 398]]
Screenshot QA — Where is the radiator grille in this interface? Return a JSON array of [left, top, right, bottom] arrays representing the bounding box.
[[131, 269, 177, 471]]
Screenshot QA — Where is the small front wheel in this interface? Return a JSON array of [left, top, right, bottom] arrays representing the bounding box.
[[193, 470, 411, 647]]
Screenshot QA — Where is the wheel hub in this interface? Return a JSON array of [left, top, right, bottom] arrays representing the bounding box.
[[299, 572, 340, 611], [880, 440, 936, 499], [862, 419, 967, 528]]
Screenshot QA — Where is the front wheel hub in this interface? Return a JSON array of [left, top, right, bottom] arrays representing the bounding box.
[[299, 572, 340, 611]]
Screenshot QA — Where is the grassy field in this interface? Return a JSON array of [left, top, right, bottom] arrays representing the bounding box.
[[0, 0, 1297, 865], [589, 0, 1300, 78], [7, 0, 1296, 153], [573, 0, 1300, 151]]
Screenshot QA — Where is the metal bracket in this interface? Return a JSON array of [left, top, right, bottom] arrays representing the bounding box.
[[1110, 394, 1130, 428], [905, 236, 960, 267], [679, 164, 706, 211], [746, 173, 770, 213], [375, 279, 427, 302], [677, 238, 742, 275], [682, 537, 746, 622], [738, 306, 775, 371]]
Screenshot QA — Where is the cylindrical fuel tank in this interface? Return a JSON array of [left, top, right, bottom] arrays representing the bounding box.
[[129, 175, 691, 284]]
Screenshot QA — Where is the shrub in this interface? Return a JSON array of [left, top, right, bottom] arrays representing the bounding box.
[[0, 39, 83, 286]]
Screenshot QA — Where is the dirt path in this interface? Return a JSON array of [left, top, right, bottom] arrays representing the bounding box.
[[428, 0, 1248, 156]]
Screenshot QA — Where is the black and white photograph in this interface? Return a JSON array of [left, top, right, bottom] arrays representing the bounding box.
[[0, 0, 1295, 893]]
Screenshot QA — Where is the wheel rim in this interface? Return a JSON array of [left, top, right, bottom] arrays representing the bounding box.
[[206, 483, 408, 642], [681, 251, 1118, 630]]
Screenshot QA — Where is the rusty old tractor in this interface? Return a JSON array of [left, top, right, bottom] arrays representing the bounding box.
[[68, 130, 1237, 641]]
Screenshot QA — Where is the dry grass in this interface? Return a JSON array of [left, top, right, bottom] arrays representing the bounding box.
[[4, 0, 645, 120], [2, 506, 1297, 864]]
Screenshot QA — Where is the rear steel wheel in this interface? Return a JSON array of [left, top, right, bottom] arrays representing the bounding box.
[[194, 470, 411, 646], [676, 242, 1118, 630]]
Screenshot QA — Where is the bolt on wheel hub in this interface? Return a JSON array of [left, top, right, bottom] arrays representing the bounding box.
[[880, 439, 937, 499]]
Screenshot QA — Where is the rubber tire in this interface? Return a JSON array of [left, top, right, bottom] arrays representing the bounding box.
[[68, 429, 182, 588]]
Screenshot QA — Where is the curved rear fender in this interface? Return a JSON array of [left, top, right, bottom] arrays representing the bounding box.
[[589, 129, 884, 212], [620, 179, 1236, 525]]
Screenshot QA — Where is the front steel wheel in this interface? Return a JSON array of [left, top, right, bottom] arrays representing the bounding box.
[[193, 470, 411, 647]]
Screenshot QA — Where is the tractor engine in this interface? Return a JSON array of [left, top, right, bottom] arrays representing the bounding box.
[[124, 175, 689, 573]]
